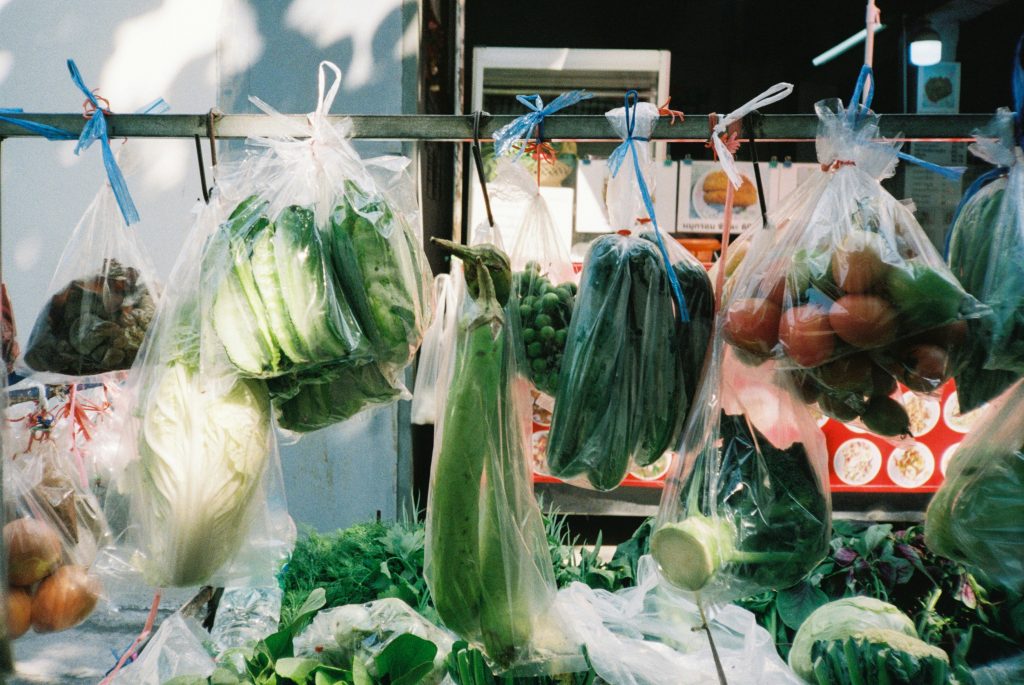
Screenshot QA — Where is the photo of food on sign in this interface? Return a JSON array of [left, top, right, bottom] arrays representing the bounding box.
[[691, 168, 759, 219]]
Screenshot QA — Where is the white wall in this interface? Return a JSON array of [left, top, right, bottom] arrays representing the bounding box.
[[0, 0, 419, 532]]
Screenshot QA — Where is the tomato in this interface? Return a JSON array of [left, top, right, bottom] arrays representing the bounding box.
[[829, 295, 897, 348], [779, 304, 836, 367], [723, 298, 781, 358]]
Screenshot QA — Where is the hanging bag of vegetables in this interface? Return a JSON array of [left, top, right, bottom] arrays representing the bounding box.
[[3, 391, 110, 638], [545, 93, 714, 491], [719, 67, 984, 438], [211, 61, 432, 422], [946, 36, 1024, 410], [109, 195, 293, 590], [652, 83, 832, 607], [411, 273, 457, 425], [423, 239, 579, 673]]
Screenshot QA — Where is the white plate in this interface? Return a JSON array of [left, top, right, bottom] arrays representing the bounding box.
[[887, 443, 935, 488], [902, 391, 941, 436], [691, 170, 755, 220], [834, 438, 882, 485], [531, 430, 550, 476], [630, 452, 673, 481], [943, 391, 987, 434], [940, 443, 961, 476]]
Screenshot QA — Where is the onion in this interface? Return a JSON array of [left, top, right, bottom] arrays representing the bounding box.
[[30, 565, 101, 633], [7, 588, 32, 639], [4, 518, 63, 587]]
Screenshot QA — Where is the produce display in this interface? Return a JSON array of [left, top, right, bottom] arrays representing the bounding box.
[[424, 240, 567, 668], [720, 98, 981, 437], [23, 259, 155, 376], [546, 232, 712, 490], [925, 378, 1024, 595]]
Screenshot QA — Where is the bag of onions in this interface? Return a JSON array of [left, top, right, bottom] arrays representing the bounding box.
[[3, 391, 109, 638]]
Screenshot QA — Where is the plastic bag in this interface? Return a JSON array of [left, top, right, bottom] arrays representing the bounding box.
[[653, 298, 831, 603], [947, 111, 1024, 402], [924, 378, 1024, 594], [294, 598, 455, 684], [21, 172, 158, 381], [721, 96, 983, 437], [3, 395, 110, 637], [555, 556, 803, 685], [423, 241, 576, 671], [108, 612, 216, 685], [412, 274, 457, 425], [109, 194, 289, 589], [2, 283, 19, 377], [543, 99, 714, 491]]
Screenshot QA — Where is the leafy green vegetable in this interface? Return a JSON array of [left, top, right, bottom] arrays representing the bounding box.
[[652, 412, 829, 600], [809, 628, 950, 685], [24, 258, 156, 376], [788, 597, 919, 681], [947, 179, 1019, 411], [268, 362, 402, 433], [925, 382, 1024, 595], [328, 190, 431, 369], [135, 362, 271, 587], [212, 196, 368, 377]]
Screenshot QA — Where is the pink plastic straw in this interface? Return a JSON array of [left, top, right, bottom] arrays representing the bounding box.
[[99, 590, 162, 685]]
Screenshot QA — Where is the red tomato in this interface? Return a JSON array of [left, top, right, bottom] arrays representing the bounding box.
[[779, 304, 836, 367], [723, 298, 781, 358], [829, 295, 897, 348]]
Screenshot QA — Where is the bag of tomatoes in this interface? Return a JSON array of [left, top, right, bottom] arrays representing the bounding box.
[[3, 392, 108, 640], [721, 81, 984, 437]]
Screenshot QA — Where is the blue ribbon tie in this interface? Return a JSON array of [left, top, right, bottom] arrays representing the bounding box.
[[492, 89, 593, 158], [0, 108, 76, 140]]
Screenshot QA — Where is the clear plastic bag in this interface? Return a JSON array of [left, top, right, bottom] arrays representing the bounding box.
[[423, 241, 576, 671], [109, 194, 290, 589], [721, 97, 983, 437], [924, 378, 1024, 595], [21, 170, 158, 381], [293, 598, 455, 684], [653, 310, 831, 604], [555, 556, 803, 685], [212, 63, 432, 433], [412, 274, 457, 425], [108, 612, 216, 685], [3, 396, 110, 637]]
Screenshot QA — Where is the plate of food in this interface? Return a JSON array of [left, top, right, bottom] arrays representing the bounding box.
[[531, 430, 550, 476], [943, 391, 987, 434], [902, 391, 941, 436], [692, 169, 759, 219], [629, 452, 673, 481], [888, 443, 935, 488], [940, 442, 961, 476], [834, 438, 882, 485]]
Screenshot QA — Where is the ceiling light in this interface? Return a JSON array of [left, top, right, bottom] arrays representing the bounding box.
[[910, 24, 942, 66]]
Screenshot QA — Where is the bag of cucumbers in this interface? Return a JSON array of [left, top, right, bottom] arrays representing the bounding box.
[[946, 39, 1024, 409], [545, 95, 714, 491], [721, 67, 984, 438]]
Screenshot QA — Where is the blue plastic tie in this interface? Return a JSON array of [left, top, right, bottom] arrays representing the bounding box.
[[610, 90, 689, 322], [0, 108, 76, 140], [1012, 34, 1024, 148], [492, 89, 593, 158], [67, 59, 142, 226]]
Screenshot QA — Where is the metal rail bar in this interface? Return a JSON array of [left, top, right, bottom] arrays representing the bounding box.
[[0, 113, 992, 142]]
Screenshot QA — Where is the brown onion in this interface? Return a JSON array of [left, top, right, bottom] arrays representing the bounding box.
[[30, 565, 100, 633], [7, 588, 32, 639], [4, 518, 62, 587]]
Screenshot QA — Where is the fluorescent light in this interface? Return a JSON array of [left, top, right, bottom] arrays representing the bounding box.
[[812, 24, 886, 66], [910, 39, 942, 66]]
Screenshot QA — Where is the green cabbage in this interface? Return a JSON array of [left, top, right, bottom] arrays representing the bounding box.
[[789, 597, 918, 682], [135, 362, 271, 587]]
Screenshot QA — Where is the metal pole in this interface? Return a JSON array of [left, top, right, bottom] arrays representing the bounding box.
[[0, 113, 992, 143]]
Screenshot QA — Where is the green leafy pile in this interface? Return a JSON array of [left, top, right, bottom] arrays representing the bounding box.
[[24, 258, 156, 375]]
